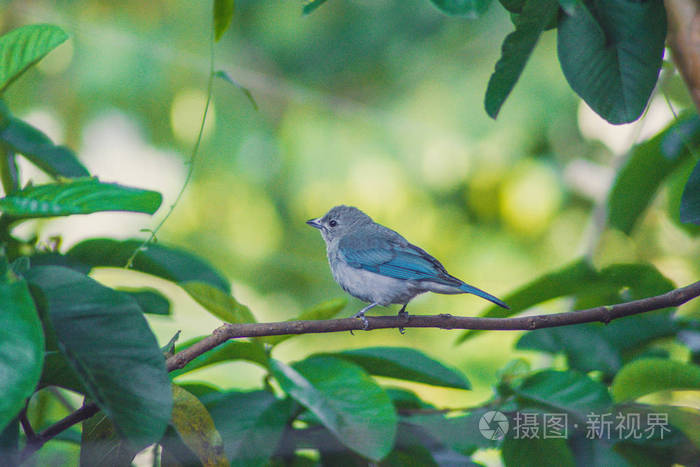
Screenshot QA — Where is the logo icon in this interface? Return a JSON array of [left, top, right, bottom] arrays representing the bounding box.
[[479, 410, 509, 440]]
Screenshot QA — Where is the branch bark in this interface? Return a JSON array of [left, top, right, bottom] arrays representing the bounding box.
[[20, 280, 700, 463]]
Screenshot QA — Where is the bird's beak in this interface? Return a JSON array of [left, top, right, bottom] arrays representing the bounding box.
[[306, 217, 323, 229]]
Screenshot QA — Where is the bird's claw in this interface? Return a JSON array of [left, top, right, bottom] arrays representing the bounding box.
[[352, 311, 370, 331], [398, 306, 409, 335]]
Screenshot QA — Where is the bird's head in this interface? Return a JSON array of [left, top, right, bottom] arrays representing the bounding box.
[[306, 205, 372, 243]]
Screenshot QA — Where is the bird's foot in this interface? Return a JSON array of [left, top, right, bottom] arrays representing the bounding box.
[[398, 305, 409, 335], [352, 310, 370, 331]]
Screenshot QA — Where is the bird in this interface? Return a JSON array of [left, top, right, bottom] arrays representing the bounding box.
[[307, 205, 509, 330]]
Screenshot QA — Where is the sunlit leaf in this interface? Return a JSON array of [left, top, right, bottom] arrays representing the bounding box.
[[67, 239, 230, 293], [0, 24, 68, 93], [557, 0, 666, 123], [429, 0, 491, 18], [270, 356, 397, 461], [182, 281, 255, 324], [170, 336, 268, 378], [328, 347, 471, 389], [0, 178, 162, 218], [170, 385, 228, 467], [25, 266, 172, 447], [214, 70, 258, 110], [611, 359, 700, 402], [213, 0, 235, 41], [485, 0, 559, 118], [0, 258, 43, 432]]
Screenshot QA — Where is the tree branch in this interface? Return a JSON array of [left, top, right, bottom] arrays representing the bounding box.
[[21, 280, 700, 463]]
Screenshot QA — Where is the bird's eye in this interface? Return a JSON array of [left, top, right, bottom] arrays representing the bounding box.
[[329, 220, 338, 227]]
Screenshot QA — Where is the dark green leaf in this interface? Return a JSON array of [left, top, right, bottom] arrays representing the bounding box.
[[557, 0, 666, 124], [207, 390, 292, 465], [303, 0, 329, 15], [182, 281, 256, 324], [25, 266, 172, 447], [498, 0, 524, 14], [0, 419, 19, 465], [402, 408, 497, 453], [213, 0, 235, 41], [0, 117, 88, 178], [502, 437, 575, 467], [611, 359, 700, 402], [0, 178, 162, 218], [556, 0, 578, 15], [170, 337, 268, 378], [681, 159, 700, 225], [271, 356, 397, 461], [328, 347, 470, 390], [80, 413, 138, 467], [170, 385, 228, 466], [608, 114, 700, 233], [667, 158, 700, 235], [39, 351, 86, 394], [262, 297, 346, 346], [214, 70, 258, 110], [457, 259, 598, 343], [429, 0, 491, 18], [67, 238, 230, 293], [118, 287, 170, 315], [0, 261, 44, 432], [513, 370, 611, 421], [485, 0, 558, 118], [0, 24, 68, 93]]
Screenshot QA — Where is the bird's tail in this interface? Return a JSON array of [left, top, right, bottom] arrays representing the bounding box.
[[459, 283, 510, 309]]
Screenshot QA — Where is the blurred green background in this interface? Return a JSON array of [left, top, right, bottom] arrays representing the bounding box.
[[3, 0, 699, 457]]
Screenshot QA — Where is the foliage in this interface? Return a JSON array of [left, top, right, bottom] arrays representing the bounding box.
[[0, 1, 699, 466]]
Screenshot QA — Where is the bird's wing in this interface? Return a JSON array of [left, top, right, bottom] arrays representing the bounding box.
[[338, 234, 459, 285]]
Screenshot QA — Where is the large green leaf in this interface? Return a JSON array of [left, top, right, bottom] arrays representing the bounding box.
[[0, 24, 68, 93], [170, 385, 228, 466], [0, 178, 162, 218], [207, 390, 292, 466], [262, 297, 346, 346], [117, 287, 171, 315], [327, 347, 470, 390], [25, 266, 172, 447], [608, 114, 700, 233], [67, 238, 230, 293], [485, 0, 558, 118], [270, 356, 397, 461], [170, 337, 268, 378], [430, 0, 492, 18], [611, 359, 700, 402], [0, 115, 88, 178], [557, 0, 666, 124], [182, 281, 255, 324], [213, 0, 235, 41], [401, 408, 497, 453], [502, 437, 575, 467], [513, 370, 611, 421], [80, 413, 138, 467], [681, 159, 700, 225], [0, 261, 43, 432]]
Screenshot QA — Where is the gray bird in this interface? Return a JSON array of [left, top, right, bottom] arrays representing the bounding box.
[[307, 205, 509, 329]]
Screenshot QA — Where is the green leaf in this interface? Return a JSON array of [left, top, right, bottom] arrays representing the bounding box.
[[557, 0, 666, 123], [502, 437, 575, 467], [429, 0, 492, 18], [663, 405, 700, 449], [681, 159, 700, 225], [213, 0, 235, 41], [170, 337, 268, 378], [401, 409, 497, 453], [513, 370, 611, 421], [271, 356, 397, 461], [214, 70, 258, 110], [262, 297, 346, 346], [667, 158, 700, 235], [207, 390, 292, 465], [80, 412, 138, 467], [0, 117, 89, 178], [484, 0, 559, 118], [118, 287, 170, 315], [0, 24, 69, 93], [302, 0, 329, 15], [611, 359, 700, 402], [608, 114, 700, 233], [0, 178, 162, 218], [556, 0, 578, 15], [328, 347, 470, 390], [182, 281, 255, 324], [0, 262, 44, 432], [39, 351, 86, 394], [25, 266, 172, 447], [457, 259, 598, 343], [170, 385, 228, 467], [67, 238, 230, 293]]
